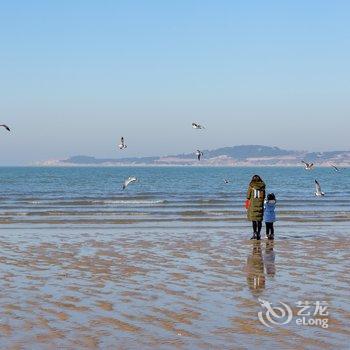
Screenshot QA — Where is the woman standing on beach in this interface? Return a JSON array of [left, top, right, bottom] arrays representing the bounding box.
[[246, 175, 266, 240]]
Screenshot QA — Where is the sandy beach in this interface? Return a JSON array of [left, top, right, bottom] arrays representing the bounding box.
[[0, 223, 348, 349]]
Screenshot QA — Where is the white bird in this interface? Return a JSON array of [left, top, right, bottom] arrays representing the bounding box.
[[192, 122, 205, 129], [302, 160, 314, 170], [122, 176, 137, 190], [0, 124, 10, 132], [118, 137, 127, 150], [330, 164, 340, 172], [224, 179, 230, 184], [315, 180, 325, 197], [196, 150, 203, 161]]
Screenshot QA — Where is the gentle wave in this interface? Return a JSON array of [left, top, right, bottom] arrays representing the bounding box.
[[10, 199, 168, 206], [1, 216, 349, 226]]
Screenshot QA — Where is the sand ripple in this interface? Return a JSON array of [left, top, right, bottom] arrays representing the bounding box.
[[0, 227, 348, 349]]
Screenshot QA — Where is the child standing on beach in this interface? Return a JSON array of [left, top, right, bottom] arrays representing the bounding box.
[[264, 193, 276, 240]]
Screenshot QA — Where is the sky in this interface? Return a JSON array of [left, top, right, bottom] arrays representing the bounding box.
[[0, 0, 349, 165]]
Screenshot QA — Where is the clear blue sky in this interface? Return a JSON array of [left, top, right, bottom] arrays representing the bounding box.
[[0, 0, 349, 164]]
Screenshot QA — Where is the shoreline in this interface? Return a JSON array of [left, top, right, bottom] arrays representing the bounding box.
[[5, 164, 350, 168]]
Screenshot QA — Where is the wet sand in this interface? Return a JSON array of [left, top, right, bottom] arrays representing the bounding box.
[[0, 225, 349, 349]]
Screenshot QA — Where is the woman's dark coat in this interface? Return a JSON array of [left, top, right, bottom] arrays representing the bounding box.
[[246, 179, 266, 221]]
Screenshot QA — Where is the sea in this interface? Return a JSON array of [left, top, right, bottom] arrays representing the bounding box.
[[0, 166, 349, 229]]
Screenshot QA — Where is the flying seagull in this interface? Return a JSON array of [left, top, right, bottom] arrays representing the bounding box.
[[196, 150, 203, 161], [302, 160, 314, 170], [224, 179, 230, 184], [330, 164, 340, 172], [0, 124, 10, 132], [118, 137, 127, 150], [315, 180, 325, 197], [192, 122, 205, 129], [122, 176, 137, 190]]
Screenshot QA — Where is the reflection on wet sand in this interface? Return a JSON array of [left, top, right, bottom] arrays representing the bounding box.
[[0, 227, 348, 349], [246, 242, 266, 294], [264, 241, 276, 277], [246, 241, 276, 295]]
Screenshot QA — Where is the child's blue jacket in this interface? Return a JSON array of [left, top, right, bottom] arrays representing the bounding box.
[[264, 200, 276, 223]]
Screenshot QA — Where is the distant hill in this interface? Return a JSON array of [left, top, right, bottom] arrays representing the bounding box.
[[194, 145, 295, 160], [37, 145, 350, 166]]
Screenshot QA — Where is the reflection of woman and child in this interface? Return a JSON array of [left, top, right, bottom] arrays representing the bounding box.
[[245, 175, 277, 294], [246, 240, 276, 294]]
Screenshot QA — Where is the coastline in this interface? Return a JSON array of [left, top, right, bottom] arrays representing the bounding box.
[[28, 163, 350, 168], [27, 145, 350, 167]]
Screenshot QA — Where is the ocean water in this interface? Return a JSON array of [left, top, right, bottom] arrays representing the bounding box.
[[0, 166, 349, 229], [0, 167, 349, 349]]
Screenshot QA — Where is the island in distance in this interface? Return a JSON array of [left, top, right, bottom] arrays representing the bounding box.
[[37, 145, 350, 167]]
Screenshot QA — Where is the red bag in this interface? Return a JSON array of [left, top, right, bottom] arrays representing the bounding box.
[[245, 199, 251, 209]]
